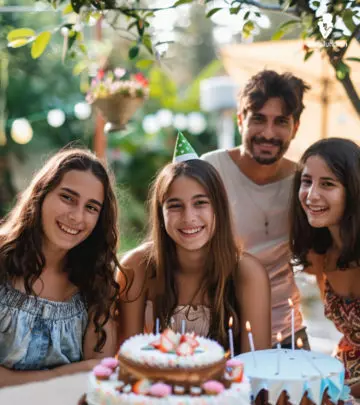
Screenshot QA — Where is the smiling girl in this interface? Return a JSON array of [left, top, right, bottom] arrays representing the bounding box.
[[118, 135, 271, 354], [0, 148, 122, 386], [290, 138, 360, 397]]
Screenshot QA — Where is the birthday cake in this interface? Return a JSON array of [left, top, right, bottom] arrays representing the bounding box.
[[86, 329, 251, 405], [237, 348, 351, 405]]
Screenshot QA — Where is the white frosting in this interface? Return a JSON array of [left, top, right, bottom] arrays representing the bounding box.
[[119, 333, 225, 368], [236, 349, 345, 405], [87, 373, 251, 405]]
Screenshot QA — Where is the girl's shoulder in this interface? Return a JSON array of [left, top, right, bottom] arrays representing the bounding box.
[[236, 252, 269, 285], [118, 243, 153, 299], [120, 242, 152, 270]]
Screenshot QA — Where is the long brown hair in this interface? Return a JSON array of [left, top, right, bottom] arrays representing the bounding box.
[[144, 159, 242, 352], [0, 147, 123, 351], [290, 138, 360, 269]]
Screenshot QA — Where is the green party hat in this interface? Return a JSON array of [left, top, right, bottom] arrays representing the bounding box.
[[173, 131, 199, 163]]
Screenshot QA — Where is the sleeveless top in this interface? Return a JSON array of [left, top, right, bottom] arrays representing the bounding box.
[[324, 279, 360, 385], [202, 149, 303, 345], [144, 300, 210, 337], [0, 283, 88, 370]]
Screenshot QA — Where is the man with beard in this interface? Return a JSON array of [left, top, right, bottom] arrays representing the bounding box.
[[202, 70, 310, 349]]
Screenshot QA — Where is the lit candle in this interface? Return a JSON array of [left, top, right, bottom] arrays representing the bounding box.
[[288, 298, 295, 351], [228, 316, 235, 358], [181, 319, 186, 335], [155, 318, 160, 335], [275, 332, 282, 375], [245, 321, 257, 367]]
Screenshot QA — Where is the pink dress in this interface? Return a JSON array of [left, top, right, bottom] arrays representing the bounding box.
[[324, 279, 360, 385], [144, 300, 210, 337]]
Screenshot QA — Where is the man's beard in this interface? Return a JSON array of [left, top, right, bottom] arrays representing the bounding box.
[[246, 135, 290, 165]]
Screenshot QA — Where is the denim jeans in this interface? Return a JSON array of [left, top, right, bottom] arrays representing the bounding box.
[[0, 284, 88, 370]]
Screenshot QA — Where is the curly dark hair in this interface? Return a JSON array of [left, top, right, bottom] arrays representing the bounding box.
[[0, 147, 123, 352], [290, 138, 360, 270], [238, 70, 310, 122], [143, 159, 242, 353]]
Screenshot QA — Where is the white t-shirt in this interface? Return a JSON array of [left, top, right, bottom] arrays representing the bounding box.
[[202, 149, 304, 345]]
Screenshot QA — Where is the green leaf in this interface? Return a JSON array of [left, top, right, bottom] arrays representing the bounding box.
[[7, 28, 36, 42], [342, 9, 356, 33], [312, 1, 320, 7], [173, 0, 193, 6], [129, 45, 139, 59], [31, 31, 51, 59], [71, 0, 82, 13], [206, 8, 222, 18], [62, 3, 74, 15], [8, 38, 32, 48], [230, 6, 241, 15], [272, 20, 300, 40], [346, 57, 360, 63], [336, 61, 350, 80], [142, 34, 153, 55], [244, 11, 250, 20], [79, 44, 87, 55], [127, 21, 138, 31], [242, 21, 254, 38], [73, 60, 88, 75], [136, 59, 154, 69], [304, 50, 314, 61]]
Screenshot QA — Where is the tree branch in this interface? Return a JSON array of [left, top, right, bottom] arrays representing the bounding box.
[[238, 0, 297, 14], [110, 5, 177, 13], [327, 52, 360, 116]]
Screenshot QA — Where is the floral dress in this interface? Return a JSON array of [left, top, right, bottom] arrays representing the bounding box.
[[324, 279, 360, 386]]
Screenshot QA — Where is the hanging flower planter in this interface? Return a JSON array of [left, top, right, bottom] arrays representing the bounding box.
[[86, 68, 149, 133]]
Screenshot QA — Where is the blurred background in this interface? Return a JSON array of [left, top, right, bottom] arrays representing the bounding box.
[[1, 0, 359, 354]]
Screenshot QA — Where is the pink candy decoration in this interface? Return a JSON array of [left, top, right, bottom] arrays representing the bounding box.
[[100, 357, 119, 370], [202, 380, 225, 395], [93, 365, 112, 379], [226, 359, 243, 367], [149, 382, 172, 397]]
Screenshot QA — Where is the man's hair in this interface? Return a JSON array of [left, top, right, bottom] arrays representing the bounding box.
[[238, 70, 310, 122]]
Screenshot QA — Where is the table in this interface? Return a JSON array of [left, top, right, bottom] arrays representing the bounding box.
[[0, 372, 88, 405]]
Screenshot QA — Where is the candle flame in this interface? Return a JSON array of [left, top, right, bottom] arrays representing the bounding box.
[[288, 298, 294, 307], [296, 337, 303, 349], [276, 332, 282, 342], [245, 321, 251, 332], [229, 316, 233, 328]]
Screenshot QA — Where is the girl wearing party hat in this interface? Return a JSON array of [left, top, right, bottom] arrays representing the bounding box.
[[118, 132, 271, 354]]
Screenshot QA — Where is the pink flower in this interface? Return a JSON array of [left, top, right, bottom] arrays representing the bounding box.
[[133, 72, 149, 87], [96, 69, 105, 80], [114, 68, 126, 79]]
